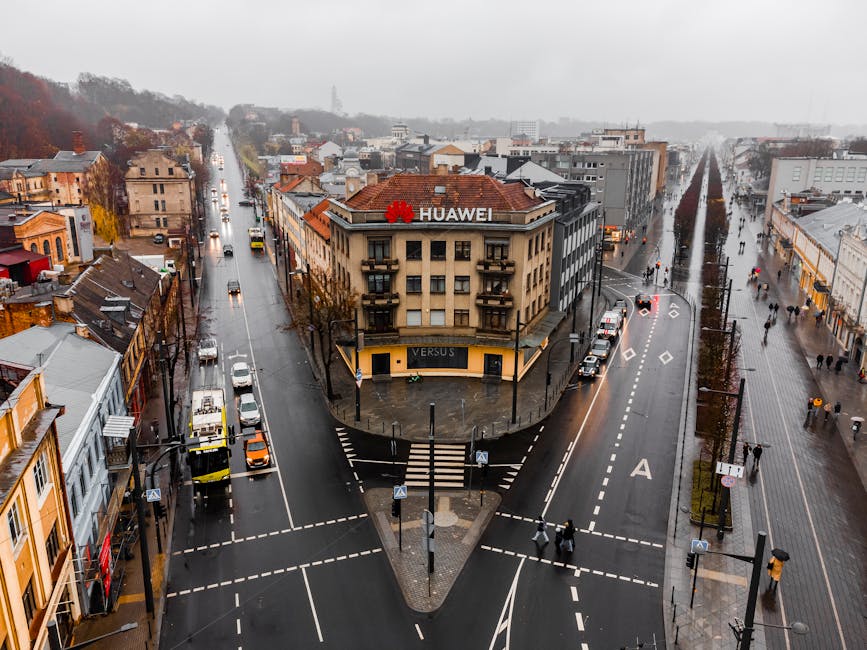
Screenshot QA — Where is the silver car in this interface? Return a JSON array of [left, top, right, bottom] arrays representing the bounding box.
[[590, 338, 611, 361], [197, 338, 218, 364], [238, 393, 261, 426], [231, 361, 253, 389]]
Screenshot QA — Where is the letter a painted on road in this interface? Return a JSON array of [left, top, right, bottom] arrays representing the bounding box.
[[630, 458, 652, 479]]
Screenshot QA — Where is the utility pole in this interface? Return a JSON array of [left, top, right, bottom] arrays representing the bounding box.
[[511, 317, 521, 424], [129, 426, 154, 614], [741, 531, 767, 650], [354, 309, 361, 423], [428, 403, 435, 574], [717, 377, 745, 540]]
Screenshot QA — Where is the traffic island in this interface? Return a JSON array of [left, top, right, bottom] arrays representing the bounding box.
[[365, 487, 500, 612]]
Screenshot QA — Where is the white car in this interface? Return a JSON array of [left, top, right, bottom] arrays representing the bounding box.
[[197, 338, 218, 364], [238, 393, 261, 426], [231, 361, 253, 389]]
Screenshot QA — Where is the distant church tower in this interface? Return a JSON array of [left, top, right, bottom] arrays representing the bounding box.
[[331, 86, 343, 116]]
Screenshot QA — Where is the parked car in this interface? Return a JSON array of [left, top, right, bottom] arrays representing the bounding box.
[[238, 392, 261, 426], [635, 294, 653, 309], [577, 355, 601, 379], [197, 337, 218, 364], [227, 279, 241, 294], [238, 199, 253, 207], [614, 299, 628, 317], [590, 338, 612, 361], [244, 430, 270, 469], [223, 244, 234, 256], [152, 233, 166, 244], [231, 361, 253, 389]]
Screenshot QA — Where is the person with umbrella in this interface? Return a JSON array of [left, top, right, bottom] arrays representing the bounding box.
[[767, 549, 789, 591]]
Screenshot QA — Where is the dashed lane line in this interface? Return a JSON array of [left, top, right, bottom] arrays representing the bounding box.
[[481, 545, 658, 588], [166, 548, 383, 598], [494, 513, 663, 549], [172, 514, 369, 555]]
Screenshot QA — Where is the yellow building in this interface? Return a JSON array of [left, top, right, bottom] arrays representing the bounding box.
[[326, 174, 559, 380], [0, 360, 80, 649]]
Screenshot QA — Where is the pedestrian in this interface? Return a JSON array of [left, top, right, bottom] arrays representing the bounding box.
[[825, 355, 833, 370], [824, 401, 833, 421], [766, 556, 784, 591], [561, 519, 576, 553], [815, 312, 822, 327], [807, 398, 814, 417], [816, 354, 824, 369], [859, 368, 866, 384], [787, 305, 794, 320], [806, 296, 812, 308], [532, 515, 549, 545], [752, 443, 763, 469], [777, 269, 782, 281], [773, 303, 779, 315], [834, 401, 842, 419], [813, 396, 823, 413], [763, 318, 771, 342], [554, 524, 563, 552], [742, 441, 751, 466], [835, 358, 843, 373]]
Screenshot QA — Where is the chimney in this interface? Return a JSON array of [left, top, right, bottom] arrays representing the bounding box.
[[423, 135, 429, 145], [74, 323, 89, 339], [435, 164, 448, 176], [72, 131, 85, 155]]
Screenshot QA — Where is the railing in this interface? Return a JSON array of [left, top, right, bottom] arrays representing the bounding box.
[[361, 292, 400, 307], [361, 258, 400, 272], [475, 292, 514, 308], [476, 259, 516, 274]]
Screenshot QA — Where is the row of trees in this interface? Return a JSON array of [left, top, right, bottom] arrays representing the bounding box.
[[672, 153, 707, 259]]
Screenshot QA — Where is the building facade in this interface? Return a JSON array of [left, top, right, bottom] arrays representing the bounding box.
[[324, 175, 558, 380], [0, 361, 81, 649], [125, 150, 195, 238], [0, 206, 70, 269], [765, 157, 867, 219]]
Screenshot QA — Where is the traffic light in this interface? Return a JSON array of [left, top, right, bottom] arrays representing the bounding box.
[[153, 502, 165, 519], [686, 552, 696, 569], [391, 498, 401, 518]]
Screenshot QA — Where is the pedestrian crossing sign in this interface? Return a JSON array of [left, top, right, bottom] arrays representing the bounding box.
[[393, 485, 408, 500], [475, 451, 489, 465], [145, 488, 161, 502]]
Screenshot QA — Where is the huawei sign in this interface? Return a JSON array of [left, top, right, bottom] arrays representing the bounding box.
[[385, 200, 414, 223]]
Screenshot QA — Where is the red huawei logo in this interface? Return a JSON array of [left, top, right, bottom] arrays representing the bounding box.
[[385, 200, 414, 224]]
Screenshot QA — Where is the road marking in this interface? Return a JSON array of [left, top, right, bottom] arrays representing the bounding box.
[[488, 556, 525, 650], [575, 612, 585, 631], [570, 586, 579, 602], [415, 624, 425, 640], [172, 514, 369, 555], [166, 548, 383, 599], [302, 567, 324, 643]]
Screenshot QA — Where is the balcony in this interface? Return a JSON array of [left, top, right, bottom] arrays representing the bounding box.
[[361, 258, 400, 272], [476, 259, 516, 274], [475, 292, 514, 308], [361, 292, 401, 307]]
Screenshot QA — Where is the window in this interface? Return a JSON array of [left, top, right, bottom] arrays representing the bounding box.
[[454, 309, 470, 326], [168, 167, 175, 176], [533, 268, 538, 287], [43, 240, 51, 258], [154, 217, 161, 228], [46, 522, 60, 567], [79, 470, 87, 498], [367, 274, 391, 293], [161, 200, 166, 212], [858, 167, 867, 183], [22, 579, 36, 627], [430, 240, 446, 260], [835, 167, 845, 182], [430, 310, 446, 326], [406, 240, 422, 260], [454, 241, 471, 260], [406, 276, 422, 293], [7, 502, 24, 547], [847, 167, 856, 182], [154, 167, 160, 176], [406, 310, 422, 326], [526, 273, 531, 293], [34, 453, 49, 496], [430, 275, 446, 293], [139, 167, 146, 176], [159, 183, 165, 194], [814, 167, 822, 182], [71, 487, 79, 518], [485, 241, 509, 260], [482, 309, 509, 330], [792, 167, 801, 182], [824, 168, 833, 182], [154, 200, 160, 211], [152, 183, 158, 194], [55, 237, 63, 261], [162, 217, 168, 227], [454, 276, 470, 293], [485, 278, 507, 294], [368, 239, 391, 261], [87, 449, 94, 481]]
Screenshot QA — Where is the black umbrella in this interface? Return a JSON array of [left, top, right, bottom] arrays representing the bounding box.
[[771, 548, 790, 561]]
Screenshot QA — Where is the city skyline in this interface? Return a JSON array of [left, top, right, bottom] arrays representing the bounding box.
[[2, 0, 866, 126]]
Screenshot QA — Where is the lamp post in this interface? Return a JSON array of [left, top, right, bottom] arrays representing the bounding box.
[[701, 322, 738, 391], [544, 337, 574, 411], [511, 317, 522, 425], [699, 377, 745, 540]]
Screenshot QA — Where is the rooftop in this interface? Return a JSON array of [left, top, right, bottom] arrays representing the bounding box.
[[792, 200, 867, 255]]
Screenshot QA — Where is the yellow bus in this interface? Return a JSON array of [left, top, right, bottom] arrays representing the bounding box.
[[187, 388, 231, 488], [248, 227, 265, 250]]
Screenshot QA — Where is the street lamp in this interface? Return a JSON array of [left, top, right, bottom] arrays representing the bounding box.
[[699, 377, 745, 540], [290, 267, 316, 355]]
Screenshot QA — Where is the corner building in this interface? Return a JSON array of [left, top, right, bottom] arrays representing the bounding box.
[[327, 175, 559, 380]]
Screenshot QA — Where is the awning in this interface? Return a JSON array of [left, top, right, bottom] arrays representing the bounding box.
[[813, 280, 830, 294], [102, 415, 136, 438], [521, 311, 566, 348]]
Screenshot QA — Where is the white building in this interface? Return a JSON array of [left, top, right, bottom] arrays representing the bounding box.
[[0, 323, 125, 614], [830, 213, 867, 367], [765, 157, 867, 219], [511, 119, 540, 142]]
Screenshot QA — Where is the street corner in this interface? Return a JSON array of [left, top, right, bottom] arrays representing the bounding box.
[[363, 487, 501, 612]]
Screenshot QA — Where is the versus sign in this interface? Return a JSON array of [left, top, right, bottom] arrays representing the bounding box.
[[385, 201, 493, 224], [407, 346, 469, 369]]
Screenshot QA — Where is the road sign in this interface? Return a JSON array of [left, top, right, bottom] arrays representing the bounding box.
[[421, 510, 435, 553], [145, 488, 161, 503], [569, 333, 581, 342], [475, 451, 489, 465], [721, 475, 736, 488], [355, 368, 363, 388], [690, 538, 709, 554], [715, 461, 744, 478], [393, 485, 408, 500]]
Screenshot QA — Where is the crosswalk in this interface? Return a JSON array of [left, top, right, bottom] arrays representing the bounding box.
[[405, 443, 466, 488]]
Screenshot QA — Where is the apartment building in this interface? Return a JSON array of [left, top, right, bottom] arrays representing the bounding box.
[[765, 157, 867, 220], [125, 149, 195, 238], [324, 175, 558, 380], [0, 361, 80, 648]]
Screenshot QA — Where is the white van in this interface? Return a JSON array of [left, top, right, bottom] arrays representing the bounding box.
[[596, 310, 623, 340]]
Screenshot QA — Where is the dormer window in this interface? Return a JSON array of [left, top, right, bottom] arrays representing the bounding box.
[[154, 167, 159, 176], [168, 167, 175, 176]]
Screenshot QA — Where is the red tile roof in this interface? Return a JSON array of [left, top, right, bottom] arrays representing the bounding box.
[[280, 160, 324, 177], [344, 174, 541, 211], [274, 177, 306, 193], [303, 199, 331, 240]]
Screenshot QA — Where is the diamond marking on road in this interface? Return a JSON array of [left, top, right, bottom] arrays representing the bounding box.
[[659, 350, 673, 365], [639, 307, 650, 316], [622, 347, 636, 362], [668, 308, 680, 319]]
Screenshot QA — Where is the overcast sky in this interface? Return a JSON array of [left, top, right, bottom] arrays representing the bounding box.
[[3, 0, 865, 125]]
